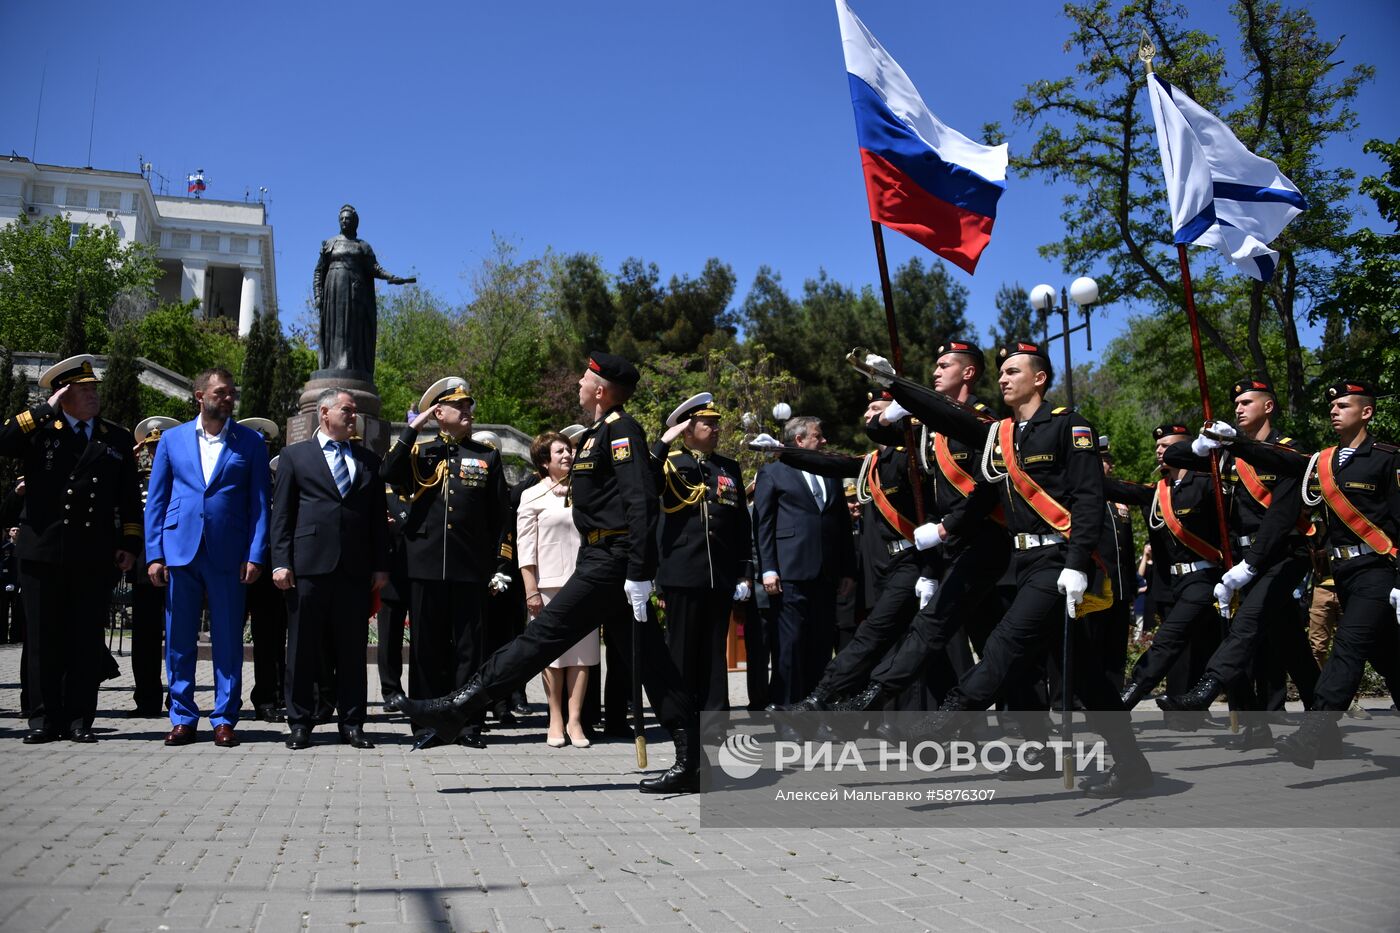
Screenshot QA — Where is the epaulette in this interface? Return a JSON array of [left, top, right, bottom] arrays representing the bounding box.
[[605, 412, 621, 424], [668, 449, 684, 457], [973, 402, 989, 413], [1373, 441, 1399, 454], [1051, 407, 1068, 415], [1279, 436, 1296, 447]]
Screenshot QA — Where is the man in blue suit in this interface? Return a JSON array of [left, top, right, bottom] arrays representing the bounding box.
[[145, 368, 270, 748], [753, 415, 856, 705]]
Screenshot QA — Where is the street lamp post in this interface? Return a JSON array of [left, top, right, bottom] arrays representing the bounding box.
[[1029, 277, 1099, 409]]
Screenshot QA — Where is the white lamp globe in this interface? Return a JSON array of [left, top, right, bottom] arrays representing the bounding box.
[[1069, 276, 1100, 306], [772, 402, 792, 422], [1029, 284, 1056, 312]]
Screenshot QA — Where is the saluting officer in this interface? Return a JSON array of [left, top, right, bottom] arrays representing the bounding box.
[[402, 351, 700, 794], [129, 416, 180, 718], [381, 377, 509, 749], [1274, 380, 1400, 767], [651, 393, 752, 712], [0, 355, 142, 744]]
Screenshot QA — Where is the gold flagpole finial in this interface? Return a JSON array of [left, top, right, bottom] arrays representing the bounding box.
[[1138, 27, 1156, 74]]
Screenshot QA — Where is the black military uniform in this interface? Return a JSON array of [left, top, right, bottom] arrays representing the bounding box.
[[128, 417, 178, 717], [901, 342, 1150, 795], [1158, 377, 1319, 714], [400, 352, 699, 793], [770, 406, 938, 711], [839, 344, 1012, 714], [483, 474, 534, 723], [381, 380, 508, 743], [651, 394, 751, 712], [1275, 380, 1400, 766], [1105, 425, 1225, 710], [242, 422, 288, 722], [375, 483, 412, 708], [0, 358, 142, 742]]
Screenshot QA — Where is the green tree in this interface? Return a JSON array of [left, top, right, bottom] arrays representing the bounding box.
[[1011, 0, 1370, 422], [239, 312, 310, 424], [1313, 137, 1400, 437], [100, 324, 145, 429], [0, 214, 160, 353], [375, 286, 460, 420]]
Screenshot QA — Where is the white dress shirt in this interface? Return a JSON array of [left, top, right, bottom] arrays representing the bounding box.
[[195, 419, 228, 485], [315, 429, 357, 485]]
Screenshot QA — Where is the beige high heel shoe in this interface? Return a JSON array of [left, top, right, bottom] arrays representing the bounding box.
[[565, 723, 591, 749]]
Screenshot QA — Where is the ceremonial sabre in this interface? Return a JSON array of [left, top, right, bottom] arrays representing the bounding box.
[[632, 600, 647, 769]]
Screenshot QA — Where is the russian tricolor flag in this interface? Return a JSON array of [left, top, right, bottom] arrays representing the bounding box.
[[836, 0, 1007, 274]]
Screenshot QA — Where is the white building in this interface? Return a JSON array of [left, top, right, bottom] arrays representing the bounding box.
[[0, 156, 277, 335]]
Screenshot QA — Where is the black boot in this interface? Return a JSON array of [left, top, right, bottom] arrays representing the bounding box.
[[639, 726, 700, 794], [901, 691, 971, 743], [1225, 721, 1274, 751], [1082, 760, 1153, 798], [832, 682, 888, 713], [400, 675, 490, 746], [1119, 679, 1152, 710], [999, 743, 1057, 781], [1274, 713, 1343, 770], [767, 686, 832, 713], [1156, 675, 1223, 712]]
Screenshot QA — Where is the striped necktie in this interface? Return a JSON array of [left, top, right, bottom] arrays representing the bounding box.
[[1337, 447, 1355, 467], [329, 440, 351, 496]]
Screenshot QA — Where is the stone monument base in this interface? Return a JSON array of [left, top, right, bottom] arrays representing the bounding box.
[[287, 372, 394, 455]]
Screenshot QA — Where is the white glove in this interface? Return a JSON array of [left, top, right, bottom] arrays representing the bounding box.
[[1390, 588, 1400, 624], [1214, 582, 1235, 619], [487, 571, 511, 594], [751, 432, 781, 448], [914, 576, 937, 609], [733, 580, 752, 602], [624, 579, 653, 621], [1191, 420, 1236, 456], [880, 399, 910, 425], [913, 522, 944, 551], [864, 353, 895, 387], [1220, 561, 1256, 591], [1057, 568, 1089, 618]]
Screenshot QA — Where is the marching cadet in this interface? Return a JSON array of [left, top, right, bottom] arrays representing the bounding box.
[[650, 393, 752, 712], [381, 377, 509, 749], [1156, 377, 1320, 721], [129, 416, 180, 718], [833, 341, 1011, 717], [1103, 425, 1229, 723], [239, 417, 289, 723], [0, 356, 142, 744], [401, 351, 700, 794], [874, 341, 1152, 797], [1273, 380, 1400, 767], [1095, 436, 1136, 691]]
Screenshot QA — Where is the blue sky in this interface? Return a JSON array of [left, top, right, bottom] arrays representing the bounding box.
[[3, 1, 1396, 363]]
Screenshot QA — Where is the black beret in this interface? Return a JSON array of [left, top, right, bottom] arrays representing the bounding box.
[[1231, 376, 1274, 401], [587, 350, 640, 389], [996, 340, 1052, 371], [1325, 380, 1377, 401], [935, 339, 983, 362], [1153, 423, 1191, 440]]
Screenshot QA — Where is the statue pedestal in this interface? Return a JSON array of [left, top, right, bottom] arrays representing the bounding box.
[[287, 372, 394, 455]]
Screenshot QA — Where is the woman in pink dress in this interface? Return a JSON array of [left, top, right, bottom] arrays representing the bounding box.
[[517, 431, 599, 747]]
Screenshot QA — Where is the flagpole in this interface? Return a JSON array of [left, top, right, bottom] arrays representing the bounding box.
[[869, 220, 927, 524]]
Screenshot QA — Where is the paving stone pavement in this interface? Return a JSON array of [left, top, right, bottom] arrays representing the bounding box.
[[1, 644, 1397, 932]]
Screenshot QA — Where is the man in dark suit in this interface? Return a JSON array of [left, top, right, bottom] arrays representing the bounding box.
[[753, 415, 856, 706], [0, 355, 142, 743], [376, 482, 412, 712], [271, 388, 390, 749]]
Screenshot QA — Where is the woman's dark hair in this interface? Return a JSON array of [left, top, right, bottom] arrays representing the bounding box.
[[530, 431, 568, 476]]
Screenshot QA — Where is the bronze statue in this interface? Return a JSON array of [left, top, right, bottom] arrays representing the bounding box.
[[313, 204, 415, 378]]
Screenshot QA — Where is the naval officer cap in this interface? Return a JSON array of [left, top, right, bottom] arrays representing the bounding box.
[[39, 354, 101, 389], [419, 376, 473, 413], [237, 417, 280, 440], [560, 423, 587, 442], [135, 416, 180, 446], [666, 392, 720, 428], [587, 350, 640, 389]]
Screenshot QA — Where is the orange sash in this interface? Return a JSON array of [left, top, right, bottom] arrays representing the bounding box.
[[1235, 457, 1314, 536], [934, 433, 1005, 525], [1156, 479, 1222, 563], [865, 450, 917, 542], [1317, 447, 1397, 557], [998, 418, 1071, 533]]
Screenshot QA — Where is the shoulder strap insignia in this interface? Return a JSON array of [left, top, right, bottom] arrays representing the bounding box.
[[1373, 441, 1399, 453], [668, 449, 684, 457], [605, 411, 621, 424], [1051, 407, 1068, 415]]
